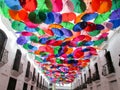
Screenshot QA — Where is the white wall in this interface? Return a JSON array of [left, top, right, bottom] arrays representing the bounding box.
[[0, 15, 49, 90], [73, 28, 120, 90]]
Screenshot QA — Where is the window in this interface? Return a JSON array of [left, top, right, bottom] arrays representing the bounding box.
[[94, 63, 99, 73], [105, 50, 115, 73], [84, 74, 86, 83], [12, 49, 22, 71], [0, 30, 7, 61], [42, 79, 44, 88], [39, 76, 42, 88], [93, 63, 100, 80], [37, 73, 39, 87], [90, 87, 93, 90], [7, 77, 17, 90], [31, 86, 33, 90], [23, 83, 28, 90], [25, 61, 31, 77], [32, 68, 36, 81]]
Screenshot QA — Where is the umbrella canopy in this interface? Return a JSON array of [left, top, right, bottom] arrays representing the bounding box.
[[62, 0, 74, 13], [0, 0, 120, 84], [70, 0, 86, 13], [51, 0, 63, 12], [5, 0, 22, 10], [94, 11, 111, 24], [0, 0, 10, 18], [12, 21, 26, 31], [110, 8, 120, 20], [82, 13, 98, 21], [19, 0, 37, 12], [28, 10, 46, 24], [111, 0, 120, 10]]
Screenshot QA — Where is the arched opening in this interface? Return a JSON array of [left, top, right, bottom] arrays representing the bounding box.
[[0, 29, 7, 61]]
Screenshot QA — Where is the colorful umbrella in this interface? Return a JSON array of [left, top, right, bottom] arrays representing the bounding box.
[[0, 0, 120, 84]]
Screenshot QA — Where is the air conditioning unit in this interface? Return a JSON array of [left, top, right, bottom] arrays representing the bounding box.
[[25, 71, 32, 82], [11, 63, 23, 77], [32, 76, 37, 84], [0, 49, 8, 67]]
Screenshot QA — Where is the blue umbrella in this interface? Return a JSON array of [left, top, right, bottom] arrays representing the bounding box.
[[51, 28, 64, 36], [61, 28, 73, 37], [17, 36, 27, 45], [82, 48, 90, 52], [110, 8, 120, 20], [25, 26, 37, 32], [4, 0, 22, 10], [73, 22, 87, 32], [44, 12, 55, 24], [39, 38, 48, 44], [84, 41, 94, 46], [52, 12, 62, 24], [82, 13, 98, 21], [96, 24, 105, 30], [109, 19, 120, 29]]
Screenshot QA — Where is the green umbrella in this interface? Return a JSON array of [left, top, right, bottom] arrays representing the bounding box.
[[12, 21, 26, 31], [111, 0, 120, 10], [56, 58, 63, 64], [28, 10, 46, 24], [54, 46, 60, 55], [36, 0, 45, 10], [61, 22, 74, 30], [89, 30, 100, 36], [94, 11, 111, 24], [93, 38, 105, 46], [35, 56, 43, 62], [36, 0, 52, 12], [36, 28, 45, 35], [45, 0, 52, 11], [77, 41, 86, 46], [40, 52, 49, 56], [30, 35, 39, 43], [0, 0, 10, 18], [70, 0, 86, 13], [23, 43, 30, 50]]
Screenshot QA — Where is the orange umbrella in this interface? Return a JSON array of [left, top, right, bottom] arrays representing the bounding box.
[[74, 12, 86, 24], [49, 24, 63, 29], [97, 0, 112, 14], [65, 47, 73, 55], [9, 9, 21, 21], [34, 50, 41, 55]]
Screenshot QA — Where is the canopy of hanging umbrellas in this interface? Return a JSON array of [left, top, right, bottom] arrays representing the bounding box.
[[0, 0, 120, 84]]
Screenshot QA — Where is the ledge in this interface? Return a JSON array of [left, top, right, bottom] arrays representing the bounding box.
[[94, 80, 100, 83], [106, 73, 115, 78], [88, 83, 93, 86]]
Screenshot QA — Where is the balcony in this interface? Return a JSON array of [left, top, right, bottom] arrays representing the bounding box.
[[87, 77, 92, 84], [102, 63, 115, 77], [92, 72, 100, 82], [25, 71, 32, 82], [32, 75, 37, 84], [0, 49, 8, 67], [11, 63, 23, 77], [76, 83, 87, 90]]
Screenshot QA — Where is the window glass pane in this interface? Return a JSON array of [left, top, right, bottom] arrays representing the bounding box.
[[7, 77, 17, 90]]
